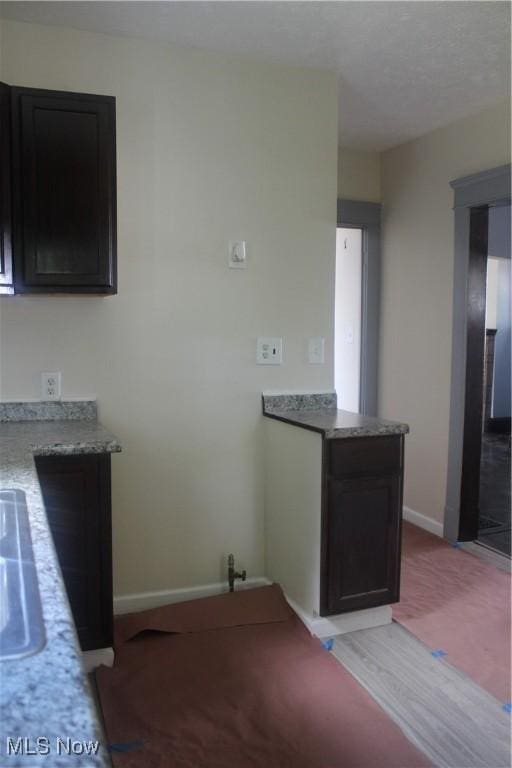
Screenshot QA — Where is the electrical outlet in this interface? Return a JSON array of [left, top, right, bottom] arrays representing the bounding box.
[[256, 337, 282, 365], [41, 372, 61, 401]]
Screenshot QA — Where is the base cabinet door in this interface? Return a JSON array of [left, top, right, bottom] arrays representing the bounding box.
[[325, 474, 402, 614], [321, 434, 404, 616], [35, 454, 113, 650]]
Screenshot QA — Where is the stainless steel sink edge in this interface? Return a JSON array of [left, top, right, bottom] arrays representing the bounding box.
[[0, 489, 46, 661]]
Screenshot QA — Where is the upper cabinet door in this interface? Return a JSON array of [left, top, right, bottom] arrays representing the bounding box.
[[0, 83, 14, 294], [11, 87, 117, 294]]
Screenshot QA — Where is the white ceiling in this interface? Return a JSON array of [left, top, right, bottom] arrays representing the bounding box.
[[0, 1, 510, 151]]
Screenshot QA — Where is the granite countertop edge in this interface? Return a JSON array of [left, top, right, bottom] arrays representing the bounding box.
[[264, 409, 409, 438], [262, 394, 409, 439], [0, 405, 121, 767], [31, 438, 122, 456]]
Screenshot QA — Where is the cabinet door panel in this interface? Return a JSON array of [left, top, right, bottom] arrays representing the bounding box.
[[325, 474, 402, 614], [0, 82, 13, 294], [35, 454, 113, 650], [11, 87, 116, 293]]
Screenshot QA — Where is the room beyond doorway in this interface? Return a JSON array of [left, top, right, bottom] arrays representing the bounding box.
[[477, 205, 511, 557], [335, 227, 362, 413], [455, 199, 511, 557]]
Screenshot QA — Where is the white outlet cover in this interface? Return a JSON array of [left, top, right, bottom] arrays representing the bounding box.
[[256, 337, 282, 365], [308, 337, 325, 364], [41, 371, 61, 401], [228, 240, 247, 269]]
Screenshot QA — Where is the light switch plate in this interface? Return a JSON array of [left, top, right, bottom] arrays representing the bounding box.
[[228, 240, 247, 269], [308, 337, 325, 364], [256, 337, 282, 365]]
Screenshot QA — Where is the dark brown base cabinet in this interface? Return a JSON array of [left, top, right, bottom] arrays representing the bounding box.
[[35, 454, 113, 651], [322, 436, 403, 615], [265, 422, 404, 619]]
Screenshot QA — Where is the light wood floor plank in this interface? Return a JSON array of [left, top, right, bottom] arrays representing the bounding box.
[[332, 622, 511, 768]]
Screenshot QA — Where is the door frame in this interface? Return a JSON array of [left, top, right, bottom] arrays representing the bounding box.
[[444, 164, 511, 542], [337, 199, 381, 416]]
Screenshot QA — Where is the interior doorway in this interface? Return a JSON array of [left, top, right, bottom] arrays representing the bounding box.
[[459, 203, 511, 556], [336, 199, 381, 417], [477, 205, 511, 556], [444, 164, 510, 546], [335, 227, 362, 412]]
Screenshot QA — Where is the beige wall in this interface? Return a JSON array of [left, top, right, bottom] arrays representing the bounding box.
[[380, 100, 511, 526], [0, 21, 338, 595], [337, 147, 381, 202]]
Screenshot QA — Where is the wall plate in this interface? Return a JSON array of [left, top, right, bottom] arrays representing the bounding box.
[[41, 372, 61, 400], [308, 337, 325, 364], [257, 337, 282, 365], [228, 240, 247, 269]]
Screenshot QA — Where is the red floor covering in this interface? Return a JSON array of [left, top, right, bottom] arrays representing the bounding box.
[[96, 585, 432, 768], [394, 522, 511, 703]]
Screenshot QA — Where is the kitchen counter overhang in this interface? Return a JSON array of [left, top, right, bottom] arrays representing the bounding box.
[[262, 393, 409, 439]]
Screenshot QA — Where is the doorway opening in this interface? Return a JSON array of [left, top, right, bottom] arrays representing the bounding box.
[[477, 206, 511, 556], [459, 203, 511, 557], [335, 227, 362, 413]]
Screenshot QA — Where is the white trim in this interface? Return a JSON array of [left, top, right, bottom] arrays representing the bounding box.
[[114, 576, 271, 615], [82, 647, 114, 673], [113, 578, 393, 642], [402, 506, 444, 537], [0, 397, 97, 403], [285, 595, 392, 638]]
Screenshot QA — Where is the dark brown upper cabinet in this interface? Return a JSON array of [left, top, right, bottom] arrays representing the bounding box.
[[7, 85, 117, 294], [0, 83, 13, 294]]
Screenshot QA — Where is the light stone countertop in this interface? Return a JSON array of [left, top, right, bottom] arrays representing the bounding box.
[[0, 403, 121, 767], [262, 393, 409, 438]]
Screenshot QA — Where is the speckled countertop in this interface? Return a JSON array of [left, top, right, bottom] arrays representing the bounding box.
[[262, 393, 409, 439], [0, 402, 121, 767]]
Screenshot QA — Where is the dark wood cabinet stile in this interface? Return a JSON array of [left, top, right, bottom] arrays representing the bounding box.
[[35, 454, 113, 651]]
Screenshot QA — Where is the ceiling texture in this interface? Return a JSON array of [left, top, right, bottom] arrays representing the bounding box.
[[0, 1, 510, 151]]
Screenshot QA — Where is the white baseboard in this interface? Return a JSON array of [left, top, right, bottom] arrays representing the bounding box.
[[114, 576, 392, 639], [82, 647, 114, 673], [403, 506, 444, 537], [114, 576, 271, 615], [285, 595, 392, 638]]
